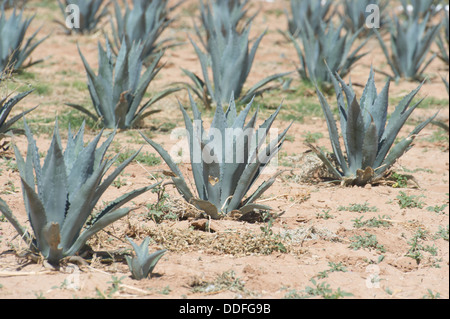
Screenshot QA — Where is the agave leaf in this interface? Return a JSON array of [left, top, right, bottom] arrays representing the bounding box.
[[19, 177, 47, 253], [242, 170, 284, 206], [345, 96, 365, 173], [0, 197, 34, 246], [190, 198, 220, 219], [374, 83, 424, 168], [68, 207, 132, 257], [179, 100, 206, 199], [40, 125, 68, 226], [140, 132, 194, 201], [0, 90, 34, 133], [133, 86, 183, 125], [200, 141, 221, 210], [361, 115, 378, 170], [72, 183, 158, 256], [64, 103, 99, 122], [240, 71, 293, 104], [78, 44, 115, 126], [228, 120, 290, 213], [59, 160, 107, 251], [376, 111, 438, 177], [315, 86, 348, 175]]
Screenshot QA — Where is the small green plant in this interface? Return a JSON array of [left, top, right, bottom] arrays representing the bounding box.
[[427, 204, 448, 214], [397, 191, 426, 209], [338, 202, 378, 213], [316, 209, 334, 220], [302, 131, 323, 144], [316, 262, 347, 278], [390, 172, 409, 188], [434, 225, 449, 241], [146, 185, 175, 223], [259, 211, 287, 253], [405, 228, 429, 263], [286, 278, 353, 299], [423, 289, 441, 299], [349, 232, 385, 253], [352, 215, 392, 228], [125, 236, 167, 280]]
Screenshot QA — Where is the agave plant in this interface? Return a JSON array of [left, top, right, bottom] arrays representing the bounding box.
[[400, 0, 443, 20], [0, 89, 36, 146], [2, 0, 28, 9], [141, 93, 290, 219], [375, 13, 442, 80], [0, 7, 48, 73], [195, 0, 256, 44], [68, 39, 179, 129], [436, 11, 449, 65], [289, 19, 369, 84], [57, 0, 110, 34], [125, 237, 166, 280], [184, 1, 289, 109], [338, 0, 388, 35], [286, 0, 334, 36], [309, 66, 437, 186], [110, 0, 182, 64], [0, 120, 160, 266]]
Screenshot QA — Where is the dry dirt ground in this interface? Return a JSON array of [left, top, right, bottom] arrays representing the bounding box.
[[0, 0, 448, 300]]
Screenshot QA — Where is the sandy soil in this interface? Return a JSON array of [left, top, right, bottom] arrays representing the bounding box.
[[0, 0, 448, 300]]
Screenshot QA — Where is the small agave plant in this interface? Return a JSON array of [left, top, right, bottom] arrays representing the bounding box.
[[110, 0, 181, 64], [286, 0, 334, 36], [125, 237, 166, 280], [289, 20, 369, 84], [57, 0, 110, 34], [69, 39, 179, 129], [400, 0, 443, 20], [184, 0, 289, 109], [2, 0, 28, 9], [0, 7, 48, 73], [0, 89, 36, 147], [338, 0, 388, 35], [0, 120, 160, 266], [195, 0, 256, 42], [436, 11, 449, 65], [375, 13, 441, 81], [141, 93, 291, 219], [310, 66, 437, 186]]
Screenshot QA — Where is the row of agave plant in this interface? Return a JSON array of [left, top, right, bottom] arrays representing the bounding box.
[[0, 0, 447, 277]]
